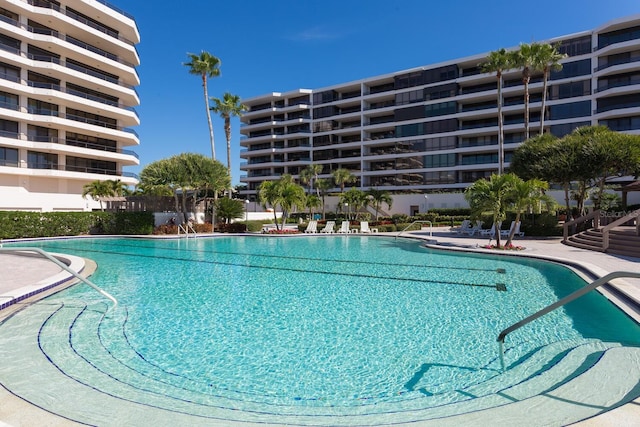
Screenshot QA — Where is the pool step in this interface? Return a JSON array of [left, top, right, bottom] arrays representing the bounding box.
[[2, 301, 640, 426]]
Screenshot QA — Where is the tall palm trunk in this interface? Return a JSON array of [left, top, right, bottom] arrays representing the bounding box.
[[539, 69, 549, 135], [523, 70, 531, 140], [201, 74, 216, 160], [224, 117, 232, 198], [497, 71, 504, 174]]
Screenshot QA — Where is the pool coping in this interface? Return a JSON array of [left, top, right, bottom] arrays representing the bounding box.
[[1, 232, 639, 426]]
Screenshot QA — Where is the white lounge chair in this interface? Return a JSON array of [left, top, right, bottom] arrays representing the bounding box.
[[337, 220, 350, 233], [480, 223, 499, 238], [360, 221, 372, 233], [320, 221, 335, 233], [304, 220, 318, 233], [450, 219, 471, 234], [501, 221, 524, 237], [462, 221, 484, 236]]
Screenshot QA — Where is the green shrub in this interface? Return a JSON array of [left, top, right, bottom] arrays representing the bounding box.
[[0, 211, 153, 239]]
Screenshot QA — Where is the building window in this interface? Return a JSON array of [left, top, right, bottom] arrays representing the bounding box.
[[550, 59, 591, 80], [27, 151, 58, 169], [558, 35, 591, 57], [461, 153, 497, 166], [27, 125, 59, 143], [0, 62, 20, 83], [424, 101, 457, 118], [600, 116, 640, 132], [66, 156, 116, 175], [549, 101, 591, 120], [598, 25, 640, 49], [424, 153, 455, 168], [0, 91, 19, 111], [0, 146, 18, 167], [27, 98, 58, 116], [0, 119, 18, 138], [550, 121, 590, 137]]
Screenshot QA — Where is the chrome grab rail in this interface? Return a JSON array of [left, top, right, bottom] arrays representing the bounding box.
[[396, 220, 433, 239], [497, 271, 640, 371], [0, 247, 118, 309]]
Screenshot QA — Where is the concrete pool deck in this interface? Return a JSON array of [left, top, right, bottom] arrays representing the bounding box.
[[0, 231, 639, 426]]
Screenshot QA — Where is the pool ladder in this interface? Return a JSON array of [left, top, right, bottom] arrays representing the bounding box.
[[395, 220, 433, 239], [0, 247, 118, 309], [497, 271, 640, 371], [178, 222, 197, 237]]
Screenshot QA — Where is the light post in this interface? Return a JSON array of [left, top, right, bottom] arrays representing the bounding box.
[[424, 194, 429, 214], [245, 199, 250, 223], [344, 203, 349, 220]]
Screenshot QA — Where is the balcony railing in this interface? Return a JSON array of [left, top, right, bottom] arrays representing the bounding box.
[[594, 56, 640, 72], [0, 13, 137, 68], [0, 42, 138, 94], [25, 0, 137, 43]]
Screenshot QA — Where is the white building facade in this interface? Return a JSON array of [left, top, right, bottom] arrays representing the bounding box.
[[239, 15, 640, 212], [0, 0, 140, 212]]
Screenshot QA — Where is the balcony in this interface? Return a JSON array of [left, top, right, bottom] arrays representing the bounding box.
[[26, 0, 137, 41]]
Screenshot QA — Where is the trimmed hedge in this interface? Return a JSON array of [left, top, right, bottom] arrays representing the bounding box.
[[0, 211, 154, 239]]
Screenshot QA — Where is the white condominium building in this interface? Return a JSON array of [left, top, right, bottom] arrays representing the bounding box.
[[239, 15, 640, 200], [0, 0, 139, 211]]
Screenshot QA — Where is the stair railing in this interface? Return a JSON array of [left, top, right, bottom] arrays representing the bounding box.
[[601, 208, 640, 252], [562, 210, 602, 243], [395, 220, 433, 239], [496, 271, 640, 372], [0, 247, 118, 309]]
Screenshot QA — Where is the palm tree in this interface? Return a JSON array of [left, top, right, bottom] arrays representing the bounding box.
[[481, 48, 512, 174], [299, 164, 323, 197], [315, 178, 332, 220], [184, 51, 221, 159], [464, 173, 516, 248], [533, 43, 567, 135], [504, 177, 553, 246], [331, 168, 356, 193], [258, 175, 306, 230], [367, 188, 393, 220], [305, 194, 322, 220], [510, 43, 539, 140], [106, 179, 128, 196], [82, 180, 111, 211], [210, 92, 247, 196]]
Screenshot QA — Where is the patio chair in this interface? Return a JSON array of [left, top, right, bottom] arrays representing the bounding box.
[[462, 221, 484, 236], [320, 221, 335, 233], [480, 223, 498, 238], [360, 221, 372, 233], [450, 219, 471, 234], [304, 220, 318, 233], [501, 221, 524, 238], [337, 221, 350, 234]]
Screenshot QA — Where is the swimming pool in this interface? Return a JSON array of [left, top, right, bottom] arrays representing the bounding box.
[[1, 236, 640, 425]]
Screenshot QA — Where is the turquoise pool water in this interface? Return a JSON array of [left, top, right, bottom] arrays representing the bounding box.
[[2, 236, 640, 424]]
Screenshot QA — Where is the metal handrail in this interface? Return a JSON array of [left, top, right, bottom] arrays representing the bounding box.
[[0, 247, 117, 309], [178, 223, 197, 237], [395, 220, 433, 239], [496, 271, 640, 371]]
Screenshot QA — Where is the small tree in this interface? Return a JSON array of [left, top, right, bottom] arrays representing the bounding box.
[[367, 188, 393, 220], [214, 197, 245, 224], [464, 173, 516, 247], [82, 180, 111, 211]]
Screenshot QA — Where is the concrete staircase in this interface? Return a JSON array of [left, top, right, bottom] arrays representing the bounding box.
[[564, 226, 640, 258]]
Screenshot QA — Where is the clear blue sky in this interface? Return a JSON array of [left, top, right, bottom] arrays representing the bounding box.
[[114, 0, 639, 185]]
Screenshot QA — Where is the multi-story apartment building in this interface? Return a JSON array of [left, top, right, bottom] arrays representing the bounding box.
[[0, 0, 139, 211], [239, 15, 640, 202]]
